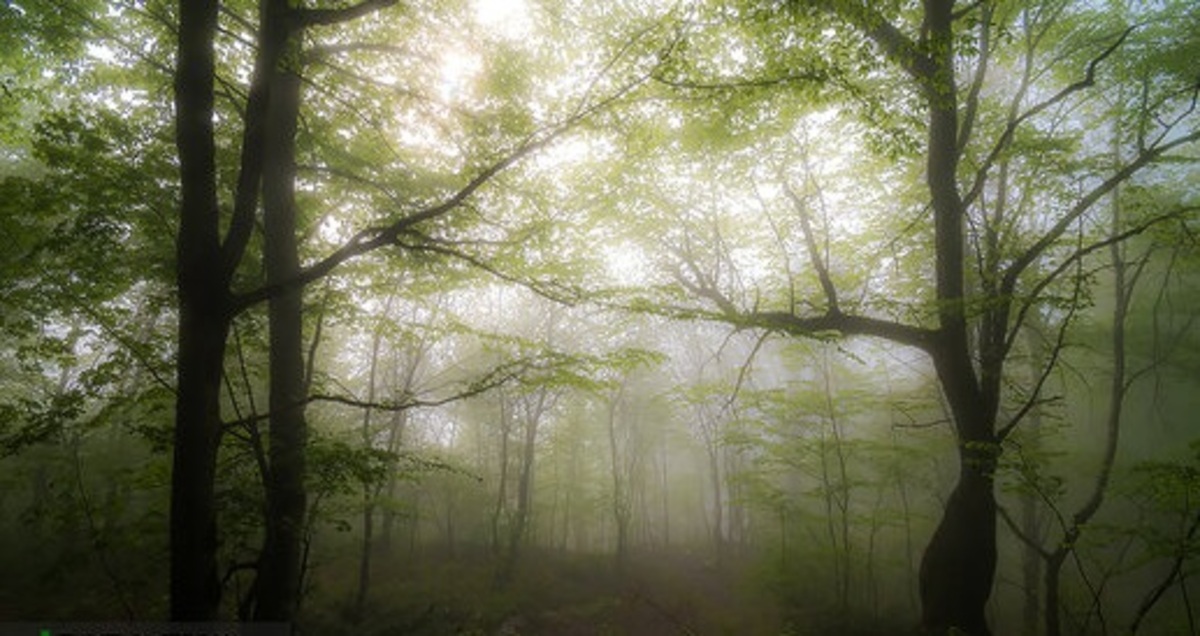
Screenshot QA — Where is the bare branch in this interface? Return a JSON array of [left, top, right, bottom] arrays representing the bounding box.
[[891, 418, 951, 430], [230, 133, 552, 311], [957, 2, 993, 153], [294, 0, 400, 28], [998, 503, 1052, 560], [738, 310, 934, 353], [997, 318, 1071, 443], [1130, 506, 1200, 633], [669, 241, 741, 317], [722, 330, 772, 414], [652, 69, 830, 92], [1001, 132, 1200, 293], [782, 177, 839, 313], [1003, 210, 1192, 356], [231, 45, 656, 312], [964, 25, 1138, 208], [394, 231, 587, 306], [223, 359, 527, 428], [663, 219, 933, 352], [999, 225, 1090, 442]]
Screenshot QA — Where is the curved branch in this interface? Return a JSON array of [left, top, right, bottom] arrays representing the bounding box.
[[1130, 506, 1200, 633], [1000, 132, 1200, 295], [782, 178, 839, 313], [652, 69, 830, 92], [964, 25, 1138, 208], [957, 2, 993, 153], [738, 310, 935, 353], [800, 0, 934, 80], [294, 0, 400, 28], [1002, 210, 1190, 358], [224, 360, 526, 428], [230, 43, 657, 312], [998, 503, 1052, 560]]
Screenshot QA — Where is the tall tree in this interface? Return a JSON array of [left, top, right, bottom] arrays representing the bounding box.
[[171, 1, 230, 618], [169, 0, 664, 618], [254, 0, 307, 619], [618, 1, 1200, 632]]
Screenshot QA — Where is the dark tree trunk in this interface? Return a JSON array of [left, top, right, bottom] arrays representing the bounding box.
[[254, 15, 306, 619], [923, 299, 1000, 636], [1044, 172, 1133, 636], [170, 306, 228, 621], [707, 441, 724, 563], [919, 315, 999, 636], [1044, 551, 1067, 636], [918, 443, 997, 636], [171, 0, 227, 620], [379, 408, 407, 555], [1021, 442, 1045, 635], [497, 391, 546, 585], [917, 3, 999, 632]]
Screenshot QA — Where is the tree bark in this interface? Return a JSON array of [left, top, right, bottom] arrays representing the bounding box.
[[254, 8, 306, 619], [918, 437, 997, 636], [917, 2, 999, 632], [171, 0, 227, 620]]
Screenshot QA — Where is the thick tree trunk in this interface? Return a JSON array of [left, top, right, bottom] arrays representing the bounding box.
[[918, 2, 999, 632], [918, 448, 997, 636], [254, 21, 306, 620], [171, 307, 228, 620], [920, 316, 998, 636], [171, 0, 227, 620]]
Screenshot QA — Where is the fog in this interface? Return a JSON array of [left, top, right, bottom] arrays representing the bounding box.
[[2, 1, 1198, 635]]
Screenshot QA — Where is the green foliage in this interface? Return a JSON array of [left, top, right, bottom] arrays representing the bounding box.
[[310, 435, 396, 497], [1, 0, 1198, 629], [1129, 440, 1200, 520]]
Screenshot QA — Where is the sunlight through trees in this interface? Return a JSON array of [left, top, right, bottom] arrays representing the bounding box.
[[1, 1, 1198, 635]]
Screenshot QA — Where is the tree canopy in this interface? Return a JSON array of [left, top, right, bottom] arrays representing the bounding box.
[[1, 1, 1198, 634]]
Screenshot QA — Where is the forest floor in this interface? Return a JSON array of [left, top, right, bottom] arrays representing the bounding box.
[[303, 547, 791, 635]]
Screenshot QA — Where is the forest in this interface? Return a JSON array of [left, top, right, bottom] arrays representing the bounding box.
[[1, 1, 1198, 635]]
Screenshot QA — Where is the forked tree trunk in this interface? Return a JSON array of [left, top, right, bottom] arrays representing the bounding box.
[[499, 396, 542, 584], [919, 339, 999, 636], [918, 2, 999, 631]]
